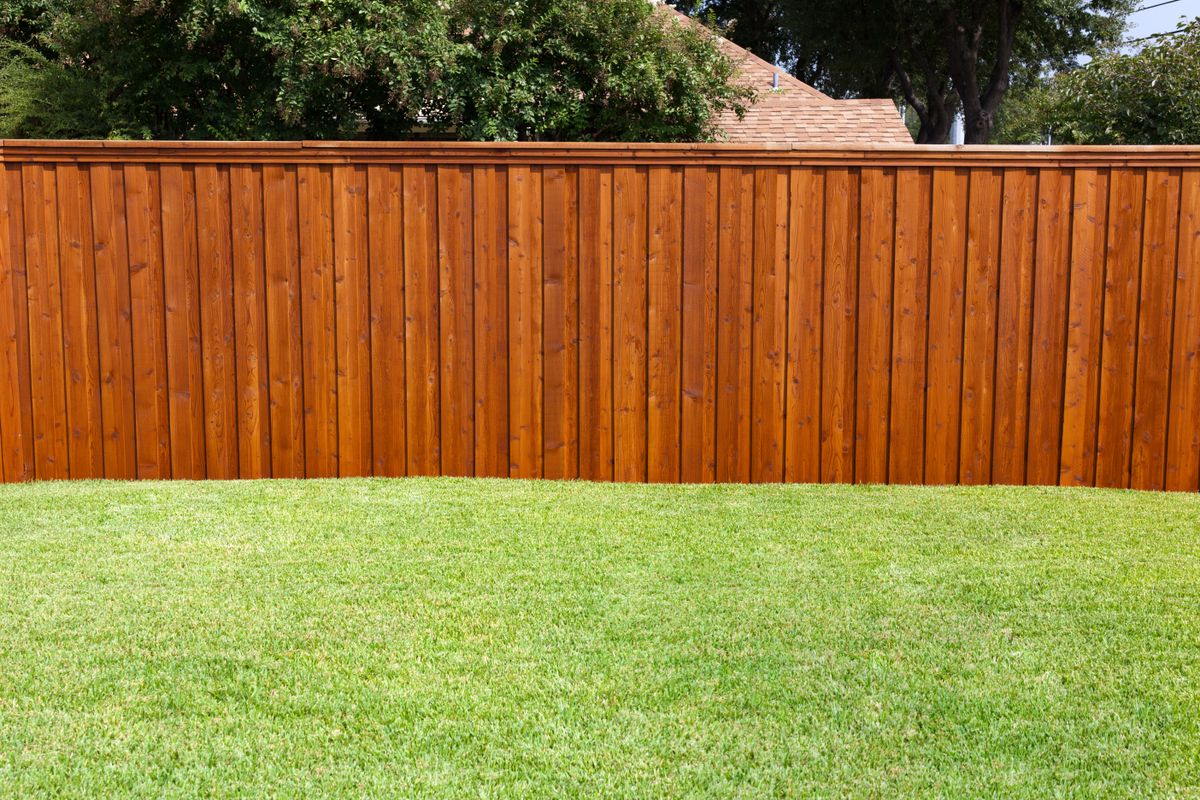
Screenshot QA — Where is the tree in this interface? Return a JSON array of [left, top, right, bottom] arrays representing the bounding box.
[[996, 18, 1200, 144], [0, 0, 752, 141], [680, 0, 1132, 144]]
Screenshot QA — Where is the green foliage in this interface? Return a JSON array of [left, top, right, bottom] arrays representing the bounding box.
[[996, 18, 1200, 145], [0, 0, 751, 141]]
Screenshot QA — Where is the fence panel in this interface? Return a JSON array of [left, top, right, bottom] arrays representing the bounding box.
[[0, 140, 1197, 489]]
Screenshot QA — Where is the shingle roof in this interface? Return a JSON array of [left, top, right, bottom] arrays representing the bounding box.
[[660, 4, 913, 145]]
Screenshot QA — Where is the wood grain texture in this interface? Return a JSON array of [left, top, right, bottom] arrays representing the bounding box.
[[3, 153, 1199, 491], [1166, 170, 1200, 491], [578, 166, 614, 481], [613, 166, 647, 482], [1129, 168, 1181, 490], [855, 168, 895, 485], [785, 168, 824, 483], [367, 165, 406, 477], [924, 168, 968, 485], [1059, 169, 1110, 487]]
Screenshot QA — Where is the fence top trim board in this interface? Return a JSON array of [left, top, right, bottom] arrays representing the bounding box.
[[2, 139, 1199, 167]]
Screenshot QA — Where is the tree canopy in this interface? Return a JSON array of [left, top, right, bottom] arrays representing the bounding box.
[[996, 17, 1200, 145], [680, 0, 1133, 143], [0, 0, 753, 141]]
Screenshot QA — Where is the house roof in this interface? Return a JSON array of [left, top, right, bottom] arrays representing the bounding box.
[[659, 4, 913, 145]]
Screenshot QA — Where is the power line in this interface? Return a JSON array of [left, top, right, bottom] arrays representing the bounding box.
[[1133, 0, 1185, 12]]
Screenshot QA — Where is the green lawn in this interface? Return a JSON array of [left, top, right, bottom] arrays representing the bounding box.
[[0, 479, 1198, 798]]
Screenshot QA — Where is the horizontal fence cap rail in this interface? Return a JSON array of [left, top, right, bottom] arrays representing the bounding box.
[[2, 139, 1200, 167]]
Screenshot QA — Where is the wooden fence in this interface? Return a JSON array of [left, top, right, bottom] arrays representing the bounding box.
[[0, 141, 1198, 489]]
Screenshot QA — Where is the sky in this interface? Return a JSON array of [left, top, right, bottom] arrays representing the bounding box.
[[1123, 0, 1198, 49]]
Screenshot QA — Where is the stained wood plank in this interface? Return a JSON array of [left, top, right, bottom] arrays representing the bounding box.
[[123, 164, 172, 479], [647, 166, 683, 483], [1129, 168, 1181, 490], [1165, 170, 1200, 491], [1022, 168, 1074, 485], [613, 165, 648, 482], [437, 165, 475, 477], [367, 165, 406, 477], [1059, 168, 1110, 486], [21, 164, 69, 479], [263, 164, 306, 478], [855, 167, 895, 484], [785, 168, 824, 484], [888, 168, 931, 485], [507, 165, 542, 478], [161, 165, 207, 479], [88, 165, 136, 480], [681, 167, 718, 484], [821, 168, 859, 483], [332, 165, 372, 477], [923, 168, 968, 485], [716, 167, 754, 482], [991, 169, 1038, 485], [542, 166, 579, 480], [577, 166, 614, 481], [751, 167, 788, 483], [57, 165, 104, 479], [1096, 168, 1147, 488], [0, 164, 34, 482], [231, 164, 272, 478], [194, 164, 239, 478], [298, 164, 339, 477], [473, 165, 508, 478], [404, 165, 440, 476]]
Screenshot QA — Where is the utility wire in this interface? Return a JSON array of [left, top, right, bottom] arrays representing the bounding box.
[[1133, 0, 1185, 12]]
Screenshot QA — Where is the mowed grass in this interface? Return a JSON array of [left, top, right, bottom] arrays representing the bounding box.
[[0, 480, 1198, 798]]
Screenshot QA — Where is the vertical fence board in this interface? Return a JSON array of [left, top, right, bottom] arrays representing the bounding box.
[[1166, 170, 1200, 491], [124, 165, 172, 479], [785, 168, 824, 483], [543, 167, 578, 480], [367, 165, 406, 477], [751, 168, 788, 483], [231, 165, 272, 478], [716, 167, 754, 482], [195, 165, 239, 478], [1059, 168, 1110, 486], [161, 165, 207, 479], [648, 166, 682, 483], [473, 165, 508, 478], [263, 165, 306, 478], [578, 167, 614, 481], [1025, 168, 1074, 485], [333, 165, 372, 477], [821, 168, 859, 483], [57, 165, 104, 479], [89, 165, 137, 480], [924, 168, 968, 484], [991, 169, 1038, 485], [404, 165, 441, 476], [1130, 168, 1181, 490], [298, 164, 338, 477], [889, 168, 931, 485], [437, 165, 475, 478], [855, 168, 895, 485], [22, 164, 69, 479], [681, 167, 718, 484], [508, 165, 542, 478], [959, 169, 1003, 485], [613, 166, 648, 482], [0, 165, 33, 482], [1096, 168, 1147, 488]]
